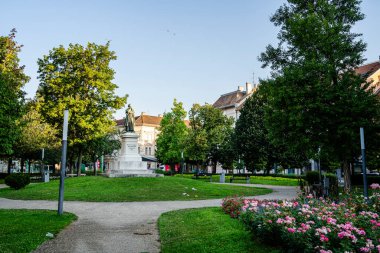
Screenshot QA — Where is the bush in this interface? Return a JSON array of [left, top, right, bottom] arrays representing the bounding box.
[[221, 196, 244, 218], [305, 171, 320, 185], [226, 187, 380, 253], [5, 174, 30, 190]]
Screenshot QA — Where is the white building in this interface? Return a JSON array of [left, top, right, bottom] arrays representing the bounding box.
[[213, 82, 256, 122]]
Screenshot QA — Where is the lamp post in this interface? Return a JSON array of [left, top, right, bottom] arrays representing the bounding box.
[[181, 150, 184, 175], [360, 127, 368, 200], [58, 109, 69, 215]]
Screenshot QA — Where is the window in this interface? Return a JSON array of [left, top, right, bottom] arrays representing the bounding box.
[[148, 147, 151, 155], [145, 147, 148, 154]]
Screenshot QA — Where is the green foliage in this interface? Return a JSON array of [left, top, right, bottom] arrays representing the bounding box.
[[186, 103, 234, 172], [36, 42, 127, 173], [259, 0, 380, 191], [0, 209, 76, 253], [305, 171, 320, 185], [0, 29, 30, 157], [4, 173, 30, 189], [156, 99, 188, 167], [14, 100, 60, 161], [158, 207, 279, 253]]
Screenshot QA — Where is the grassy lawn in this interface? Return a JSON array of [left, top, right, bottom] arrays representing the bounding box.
[[0, 176, 271, 202], [158, 207, 279, 253], [175, 174, 299, 186], [0, 209, 76, 253], [0, 179, 4, 184]]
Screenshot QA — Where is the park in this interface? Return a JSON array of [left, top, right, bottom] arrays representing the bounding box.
[[1, 0, 380, 252]]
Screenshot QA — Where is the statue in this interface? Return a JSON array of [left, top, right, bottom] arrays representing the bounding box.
[[125, 104, 135, 132]]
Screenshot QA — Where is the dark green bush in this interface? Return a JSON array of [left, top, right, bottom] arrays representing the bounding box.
[[4, 174, 30, 190], [305, 171, 320, 185], [352, 175, 380, 185]]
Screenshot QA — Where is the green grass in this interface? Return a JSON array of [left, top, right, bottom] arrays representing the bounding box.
[[174, 174, 300, 186], [0, 209, 76, 253], [159, 207, 279, 253], [0, 176, 271, 202], [0, 179, 4, 184]]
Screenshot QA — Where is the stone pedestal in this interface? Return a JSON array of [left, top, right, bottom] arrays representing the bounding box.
[[107, 132, 160, 178]]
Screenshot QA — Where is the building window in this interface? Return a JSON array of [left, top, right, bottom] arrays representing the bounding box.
[[148, 147, 151, 155], [138, 147, 140, 153], [145, 147, 148, 154]]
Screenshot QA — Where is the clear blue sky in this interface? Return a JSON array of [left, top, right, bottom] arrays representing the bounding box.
[[1, 0, 379, 119]]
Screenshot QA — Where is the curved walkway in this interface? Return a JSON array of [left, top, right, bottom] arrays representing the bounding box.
[[0, 184, 298, 253]]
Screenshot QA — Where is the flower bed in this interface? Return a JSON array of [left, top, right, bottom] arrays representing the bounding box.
[[222, 184, 380, 253]]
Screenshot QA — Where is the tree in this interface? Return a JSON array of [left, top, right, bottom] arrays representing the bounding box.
[[14, 100, 60, 172], [0, 29, 30, 172], [36, 42, 127, 176], [259, 0, 380, 191], [186, 104, 234, 173], [156, 99, 188, 172], [235, 89, 277, 174], [84, 131, 121, 175]]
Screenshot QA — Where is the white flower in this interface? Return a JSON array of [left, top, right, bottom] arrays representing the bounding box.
[[192, 187, 197, 191]]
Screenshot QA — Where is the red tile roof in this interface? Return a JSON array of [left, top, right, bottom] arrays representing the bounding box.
[[355, 61, 380, 77], [135, 115, 162, 126]]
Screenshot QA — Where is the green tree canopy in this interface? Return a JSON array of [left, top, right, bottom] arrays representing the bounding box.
[[36, 42, 127, 175], [0, 29, 30, 160], [186, 104, 234, 173], [14, 100, 60, 162], [259, 0, 380, 190], [156, 99, 188, 170]]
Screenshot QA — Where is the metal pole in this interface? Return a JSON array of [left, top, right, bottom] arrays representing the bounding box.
[[58, 110, 69, 215], [360, 127, 368, 200], [318, 147, 321, 184], [181, 151, 184, 175]]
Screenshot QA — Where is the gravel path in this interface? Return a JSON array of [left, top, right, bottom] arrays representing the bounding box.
[[0, 183, 298, 253]]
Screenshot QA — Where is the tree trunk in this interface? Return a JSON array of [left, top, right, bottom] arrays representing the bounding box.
[[342, 160, 351, 192], [212, 161, 217, 174], [20, 158, 24, 173], [7, 157, 12, 174], [94, 159, 97, 176], [77, 150, 83, 177]]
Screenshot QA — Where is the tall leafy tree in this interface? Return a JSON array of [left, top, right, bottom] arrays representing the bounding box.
[[259, 0, 380, 191], [36, 42, 127, 175], [0, 29, 30, 170], [235, 89, 278, 174], [14, 100, 60, 171], [156, 99, 188, 171], [186, 104, 234, 173]]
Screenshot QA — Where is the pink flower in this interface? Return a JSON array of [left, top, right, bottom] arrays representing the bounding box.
[[370, 183, 380, 189], [288, 227, 296, 233]]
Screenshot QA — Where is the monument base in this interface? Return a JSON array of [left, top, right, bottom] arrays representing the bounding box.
[[107, 132, 162, 178]]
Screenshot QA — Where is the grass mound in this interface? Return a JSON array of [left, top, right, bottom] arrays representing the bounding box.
[[158, 207, 279, 253], [0, 176, 271, 202]]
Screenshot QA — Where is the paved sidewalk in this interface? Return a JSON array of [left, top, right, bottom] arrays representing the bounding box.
[[0, 184, 298, 253]]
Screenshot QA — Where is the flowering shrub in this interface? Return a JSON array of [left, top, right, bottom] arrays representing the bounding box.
[[222, 187, 380, 252], [221, 196, 244, 218]]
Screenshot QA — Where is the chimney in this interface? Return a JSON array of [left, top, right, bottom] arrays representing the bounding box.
[[246, 82, 253, 94], [237, 86, 244, 92]]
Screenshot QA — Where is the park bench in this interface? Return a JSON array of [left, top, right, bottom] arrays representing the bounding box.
[[229, 175, 250, 184], [192, 173, 213, 182]]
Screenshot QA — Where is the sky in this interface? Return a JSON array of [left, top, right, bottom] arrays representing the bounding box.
[[1, 0, 379, 119]]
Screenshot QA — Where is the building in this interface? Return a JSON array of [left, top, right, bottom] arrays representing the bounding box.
[[355, 60, 380, 94], [213, 82, 256, 121]]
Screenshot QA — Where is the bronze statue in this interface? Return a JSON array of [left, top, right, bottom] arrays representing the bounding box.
[[125, 104, 135, 132]]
